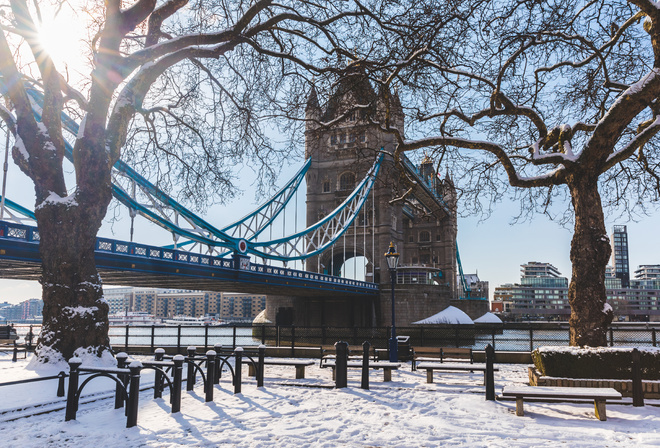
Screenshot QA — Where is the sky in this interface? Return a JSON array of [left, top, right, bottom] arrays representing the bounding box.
[[1, 151, 658, 305]]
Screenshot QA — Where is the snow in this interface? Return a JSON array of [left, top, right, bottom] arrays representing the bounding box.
[[413, 306, 475, 324], [35, 191, 79, 210], [1, 353, 660, 447], [474, 312, 503, 324], [13, 135, 30, 162]]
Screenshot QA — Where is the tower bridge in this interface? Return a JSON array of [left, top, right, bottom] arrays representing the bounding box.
[[0, 74, 488, 328]]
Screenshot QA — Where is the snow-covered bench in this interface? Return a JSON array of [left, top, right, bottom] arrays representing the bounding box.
[[411, 347, 473, 371], [501, 385, 622, 421], [416, 362, 498, 384], [244, 359, 316, 379], [320, 344, 378, 368], [321, 360, 401, 382]]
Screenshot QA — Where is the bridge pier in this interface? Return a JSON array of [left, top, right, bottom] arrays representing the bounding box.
[[265, 294, 377, 327]]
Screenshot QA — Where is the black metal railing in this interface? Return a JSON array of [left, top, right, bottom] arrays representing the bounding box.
[[11, 323, 660, 354]]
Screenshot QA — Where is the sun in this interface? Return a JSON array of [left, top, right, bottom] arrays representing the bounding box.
[[37, 6, 92, 78]]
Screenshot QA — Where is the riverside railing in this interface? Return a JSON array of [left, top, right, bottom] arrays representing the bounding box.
[[10, 323, 660, 354]]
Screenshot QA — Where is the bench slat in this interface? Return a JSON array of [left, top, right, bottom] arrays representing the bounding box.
[[502, 385, 622, 400], [416, 362, 497, 371]]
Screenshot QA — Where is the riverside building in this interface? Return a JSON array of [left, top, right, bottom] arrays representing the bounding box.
[[493, 262, 660, 322]]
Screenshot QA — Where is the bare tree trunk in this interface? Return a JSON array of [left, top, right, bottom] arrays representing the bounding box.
[[32, 151, 113, 364], [567, 175, 613, 347]]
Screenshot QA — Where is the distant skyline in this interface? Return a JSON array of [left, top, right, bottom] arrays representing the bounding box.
[[0, 155, 658, 305]]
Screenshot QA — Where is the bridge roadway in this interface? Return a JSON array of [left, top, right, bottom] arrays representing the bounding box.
[[0, 221, 379, 298]]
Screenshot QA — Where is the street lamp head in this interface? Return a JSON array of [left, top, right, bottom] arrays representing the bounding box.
[[384, 241, 400, 271]]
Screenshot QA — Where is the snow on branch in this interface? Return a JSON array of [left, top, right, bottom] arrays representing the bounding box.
[[35, 191, 79, 210]]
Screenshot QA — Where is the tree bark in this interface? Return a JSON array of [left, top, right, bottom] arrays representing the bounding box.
[[567, 174, 613, 347], [32, 144, 114, 364]]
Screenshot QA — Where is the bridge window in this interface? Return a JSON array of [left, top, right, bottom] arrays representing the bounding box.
[[331, 135, 337, 145], [408, 235, 414, 243], [419, 231, 431, 242], [339, 134, 346, 144], [339, 172, 356, 191], [436, 233, 442, 241], [360, 132, 366, 142], [322, 181, 331, 193]]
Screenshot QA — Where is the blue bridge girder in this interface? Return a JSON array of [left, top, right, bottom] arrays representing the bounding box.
[[0, 221, 379, 298]]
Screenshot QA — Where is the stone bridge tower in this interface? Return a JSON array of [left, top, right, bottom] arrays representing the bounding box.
[[293, 70, 459, 327]]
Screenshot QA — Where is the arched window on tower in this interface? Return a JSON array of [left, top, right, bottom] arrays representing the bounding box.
[[339, 172, 356, 191], [419, 231, 431, 242]]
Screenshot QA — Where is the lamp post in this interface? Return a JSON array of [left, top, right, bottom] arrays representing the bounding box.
[[385, 242, 400, 362]]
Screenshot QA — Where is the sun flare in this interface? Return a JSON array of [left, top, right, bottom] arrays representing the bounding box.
[[37, 7, 91, 77]]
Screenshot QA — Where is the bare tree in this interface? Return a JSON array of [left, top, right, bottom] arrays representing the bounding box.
[[377, 0, 660, 346], [0, 0, 380, 366]]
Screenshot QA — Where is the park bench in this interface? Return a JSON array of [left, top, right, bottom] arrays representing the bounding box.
[[0, 325, 18, 343], [416, 362, 498, 385], [501, 385, 623, 421], [0, 327, 27, 362], [244, 358, 316, 379], [411, 347, 473, 371], [321, 360, 401, 382], [320, 344, 378, 368]]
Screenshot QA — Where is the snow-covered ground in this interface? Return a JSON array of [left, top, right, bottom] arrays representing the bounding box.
[[1, 351, 659, 447]]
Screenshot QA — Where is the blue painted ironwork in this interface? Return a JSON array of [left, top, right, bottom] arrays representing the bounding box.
[[0, 220, 378, 295], [8, 83, 379, 263], [456, 242, 471, 299], [250, 153, 384, 261]]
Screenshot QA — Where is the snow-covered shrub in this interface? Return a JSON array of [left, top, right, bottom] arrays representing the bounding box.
[[532, 346, 660, 380]]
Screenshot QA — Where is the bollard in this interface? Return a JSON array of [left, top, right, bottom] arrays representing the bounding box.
[[361, 341, 370, 390], [115, 352, 129, 409], [171, 355, 184, 413], [57, 371, 66, 397], [257, 345, 266, 388], [154, 348, 165, 399], [126, 361, 142, 428], [27, 325, 34, 350], [65, 357, 82, 421], [205, 350, 216, 402], [485, 344, 495, 401], [186, 346, 197, 391], [632, 348, 644, 407], [214, 343, 223, 383], [12, 342, 17, 362], [234, 347, 243, 394], [335, 341, 348, 388]]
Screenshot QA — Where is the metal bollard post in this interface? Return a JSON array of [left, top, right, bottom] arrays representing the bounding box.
[[335, 341, 348, 388], [257, 345, 266, 388], [27, 325, 34, 350], [234, 347, 243, 394], [57, 371, 66, 397], [186, 346, 196, 391], [485, 344, 495, 401], [154, 348, 165, 399], [171, 355, 184, 413], [632, 348, 644, 407], [115, 352, 129, 409], [126, 361, 142, 428], [205, 350, 216, 402], [65, 358, 82, 421], [361, 341, 370, 390], [12, 342, 17, 362], [214, 343, 223, 383]]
